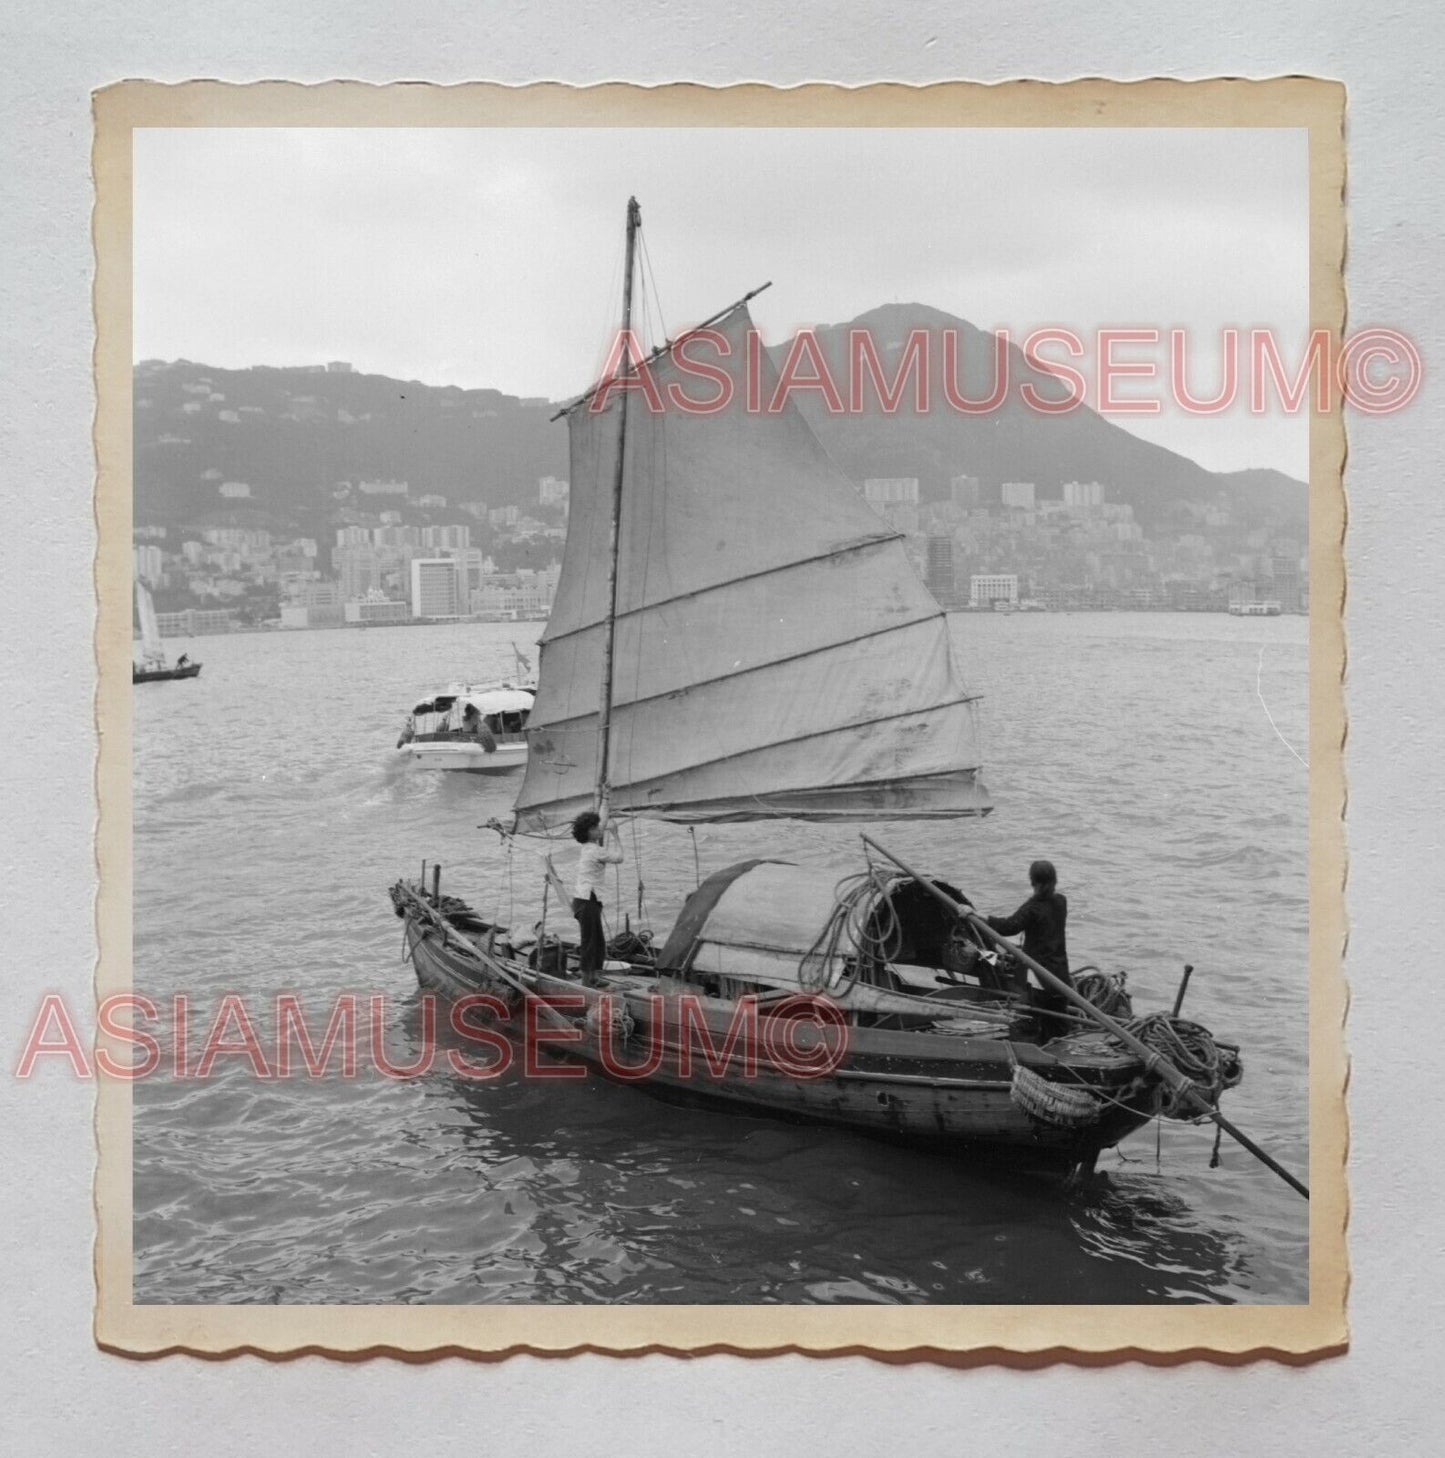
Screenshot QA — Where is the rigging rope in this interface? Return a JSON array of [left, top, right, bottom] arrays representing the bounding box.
[[1256, 646, 1308, 768], [797, 867, 904, 993]]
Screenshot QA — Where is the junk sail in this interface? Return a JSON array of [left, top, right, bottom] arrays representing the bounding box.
[[136, 581, 165, 666], [514, 302, 992, 829]]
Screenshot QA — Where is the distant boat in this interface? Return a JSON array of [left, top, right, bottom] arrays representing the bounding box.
[[1229, 600, 1283, 617], [397, 652, 535, 773], [132, 582, 201, 683], [396, 683, 535, 773]]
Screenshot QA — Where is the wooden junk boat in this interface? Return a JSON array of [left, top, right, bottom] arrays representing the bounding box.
[[391, 199, 1279, 1189]]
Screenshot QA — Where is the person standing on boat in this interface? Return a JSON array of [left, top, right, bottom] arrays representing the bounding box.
[[986, 860, 1073, 1009], [571, 810, 623, 983], [461, 702, 497, 752]]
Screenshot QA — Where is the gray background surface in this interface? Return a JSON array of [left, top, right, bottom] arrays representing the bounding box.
[[1, 1, 1440, 1451]]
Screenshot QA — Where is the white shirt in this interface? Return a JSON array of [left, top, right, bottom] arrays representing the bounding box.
[[574, 839, 623, 900]]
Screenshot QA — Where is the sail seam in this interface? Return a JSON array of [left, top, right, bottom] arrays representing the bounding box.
[[543, 532, 908, 643], [530, 611, 955, 724], [521, 695, 983, 804]]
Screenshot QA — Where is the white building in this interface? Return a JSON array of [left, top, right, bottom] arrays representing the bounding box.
[[411, 557, 465, 619], [1063, 480, 1105, 508], [358, 479, 409, 496], [219, 481, 251, 498], [344, 596, 410, 624], [539, 475, 570, 507], [970, 573, 1019, 607], [133, 544, 164, 586], [1001, 481, 1035, 509], [437, 545, 486, 592], [421, 523, 471, 551], [863, 477, 920, 506]]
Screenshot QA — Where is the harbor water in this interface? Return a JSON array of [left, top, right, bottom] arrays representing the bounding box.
[[132, 613, 1310, 1304]]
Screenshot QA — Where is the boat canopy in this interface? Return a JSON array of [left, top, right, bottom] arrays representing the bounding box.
[[514, 303, 991, 829], [656, 859, 971, 993], [412, 686, 535, 718]]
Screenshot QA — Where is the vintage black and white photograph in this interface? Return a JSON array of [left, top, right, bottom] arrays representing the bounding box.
[[93, 81, 1346, 1353]]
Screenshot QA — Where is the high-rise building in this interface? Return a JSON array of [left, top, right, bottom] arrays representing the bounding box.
[[1063, 480, 1105, 508], [420, 523, 471, 551], [410, 558, 465, 619], [924, 535, 956, 603], [863, 477, 920, 507], [438, 545, 486, 591]]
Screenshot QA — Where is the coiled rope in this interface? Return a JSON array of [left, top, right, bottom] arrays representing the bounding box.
[[797, 868, 903, 993], [1072, 967, 1133, 1019], [1124, 1013, 1243, 1118]]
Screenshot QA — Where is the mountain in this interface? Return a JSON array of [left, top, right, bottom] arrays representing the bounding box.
[[770, 304, 1305, 529], [132, 304, 1305, 537]]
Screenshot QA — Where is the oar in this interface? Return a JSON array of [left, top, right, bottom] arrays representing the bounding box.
[[861, 834, 1309, 1200], [405, 882, 583, 1037]]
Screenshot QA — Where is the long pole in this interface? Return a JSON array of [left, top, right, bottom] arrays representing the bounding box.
[[860, 834, 1309, 1199], [408, 883, 580, 1036], [594, 196, 641, 827]]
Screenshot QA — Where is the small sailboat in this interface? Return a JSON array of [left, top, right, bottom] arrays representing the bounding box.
[[132, 581, 201, 683], [391, 201, 1299, 1193]]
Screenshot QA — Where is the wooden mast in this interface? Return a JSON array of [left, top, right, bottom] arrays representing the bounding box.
[[595, 196, 640, 824]]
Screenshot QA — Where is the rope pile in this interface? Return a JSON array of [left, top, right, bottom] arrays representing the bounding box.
[[1125, 1013, 1243, 1118], [607, 928, 657, 966], [1073, 967, 1133, 1019]]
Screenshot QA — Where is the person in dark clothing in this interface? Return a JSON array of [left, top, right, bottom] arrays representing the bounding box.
[[986, 859, 1073, 1012], [460, 702, 497, 752]]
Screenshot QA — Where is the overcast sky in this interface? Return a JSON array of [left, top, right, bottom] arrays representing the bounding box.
[[133, 127, 1309, 477]]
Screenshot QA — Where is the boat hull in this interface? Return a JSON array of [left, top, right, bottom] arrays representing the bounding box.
[[132, 662, 202, 683], [394, 891, 1160, 1176], [402, 737, 528, 773]]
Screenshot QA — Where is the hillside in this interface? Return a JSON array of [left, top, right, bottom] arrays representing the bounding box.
[[133, 361, 567, 537], [132, 303, 1305, 537]]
